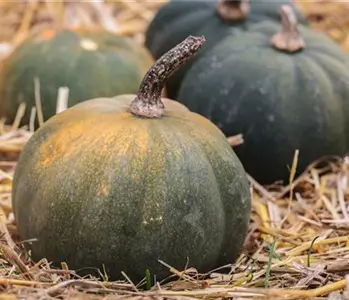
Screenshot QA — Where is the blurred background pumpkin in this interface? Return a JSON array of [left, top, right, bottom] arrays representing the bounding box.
[[177, 5, 349, 184], [144, 0, 307, 99], [0, 27, 154, 129]]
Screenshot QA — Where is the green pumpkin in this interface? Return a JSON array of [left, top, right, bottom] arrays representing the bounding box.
[[145, 0, 307, 99], [12, 36, 251, 283], [0, 27, 154, 128], [178, 5, 349, 184]]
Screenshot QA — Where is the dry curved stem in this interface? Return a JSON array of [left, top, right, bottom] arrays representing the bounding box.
[[129, 35, 206, 118], [216, 0, 250, 22], [270, 5, 305, 52]]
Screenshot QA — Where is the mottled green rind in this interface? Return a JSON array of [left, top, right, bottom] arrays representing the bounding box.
[[144, 0, 307, 99], [178, 20, 349, 184], [0, 28, 153, 128], [12, 95, 251, 282]]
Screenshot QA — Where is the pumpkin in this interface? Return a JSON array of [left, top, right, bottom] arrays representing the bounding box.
[[12, 36, 251, 283], [0, 27, 154, 129], [145, 0, 307, 99], [177, 5, 349, 184]]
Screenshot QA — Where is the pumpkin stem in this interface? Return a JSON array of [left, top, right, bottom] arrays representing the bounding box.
[[270, 5, 305, 52], [216, 0, 250, 22], [130, 35, 205, 118]]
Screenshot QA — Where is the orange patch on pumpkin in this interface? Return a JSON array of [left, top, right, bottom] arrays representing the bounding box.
[[99, 183, 110, 196], [42, 156, 54, 166], [66, 25, 80, 33], [38, 29, 57, 41], [37, 113, 131, 168], [39, 140, 68, 167]]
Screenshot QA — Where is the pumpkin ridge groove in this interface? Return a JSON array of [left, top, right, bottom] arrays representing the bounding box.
[[174, 119, 250, 265], [292, 52, 346, 159], [65, 46, 81, 89], [300, 54, 335, 94], [166, 118, 222, 202], [163, 119, 225, 268], [305, 53, 349, 150]]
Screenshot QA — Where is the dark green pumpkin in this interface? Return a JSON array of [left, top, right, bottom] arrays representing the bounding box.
[[12, 36, 251, 283], [0, 27, 154, 128], [178, 5, 349, 184], [145, 0, 307, 99]]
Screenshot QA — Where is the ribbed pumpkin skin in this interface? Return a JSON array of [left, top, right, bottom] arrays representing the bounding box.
[[12, 95, 251, 282], [145, 0, 307, 99], [0, 28, 153, 128], [178, 21, 349, 184]]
